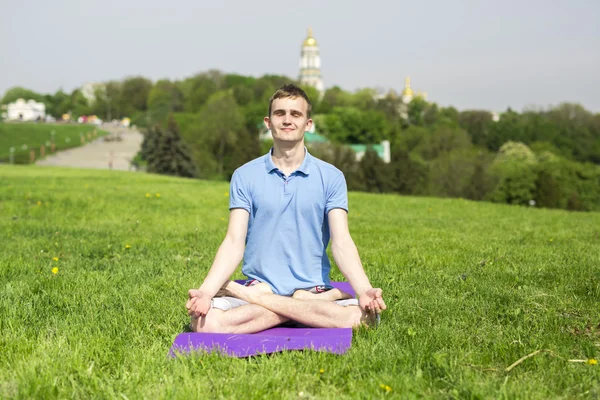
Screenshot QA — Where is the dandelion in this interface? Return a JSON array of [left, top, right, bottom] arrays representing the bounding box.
[[155, 193, 161, 198], [37, 201, 42, 206], [224, 192, 229, 197], [379, 384, 392, 392], [588, 359, 598, 365], [52, 267, 58, 275], [125, 244, 131, 249], [52, 257, 59, 261], [319, 368, 325, 374], [220, 217, 225, 221], [145, 193, 151, 198]]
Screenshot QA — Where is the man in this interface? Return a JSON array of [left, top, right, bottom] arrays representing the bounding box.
[[186, 84, 386, 333]]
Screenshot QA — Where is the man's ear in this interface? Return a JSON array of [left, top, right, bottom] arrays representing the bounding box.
[[305, 118, 313, 132], [263, 116, 271, 130]]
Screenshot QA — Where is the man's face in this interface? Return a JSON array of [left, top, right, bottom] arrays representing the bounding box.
[[264, 97, 313, 143]]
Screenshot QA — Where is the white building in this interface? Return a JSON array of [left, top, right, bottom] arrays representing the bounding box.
[[299, 28, 324, 93], [7, 99, 46, 121]]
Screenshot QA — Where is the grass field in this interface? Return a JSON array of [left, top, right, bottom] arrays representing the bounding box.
[[0, 123, 108, 163], [1, 165, 599, 399]]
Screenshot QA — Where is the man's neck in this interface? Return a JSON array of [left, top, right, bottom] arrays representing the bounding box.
[[271, 140, 305, 176]]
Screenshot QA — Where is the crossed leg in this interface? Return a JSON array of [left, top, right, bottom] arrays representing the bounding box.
[[191, 304, 288, 334], [216, 281, 375, 329], [191, 281, 377, 333]]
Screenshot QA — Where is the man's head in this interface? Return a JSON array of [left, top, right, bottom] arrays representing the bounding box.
[[265, 84, 313, 144], [268, 84, 312, 118]]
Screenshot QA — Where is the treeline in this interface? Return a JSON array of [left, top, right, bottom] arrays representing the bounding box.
[[3, 71, 599, 211]]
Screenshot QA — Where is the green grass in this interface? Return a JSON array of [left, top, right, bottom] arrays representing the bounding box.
[[0, 123, 108, 163], [1, 165, 599, 399]]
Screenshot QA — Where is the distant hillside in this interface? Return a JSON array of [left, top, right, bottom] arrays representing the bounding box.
[[0, 123, 108, 164]]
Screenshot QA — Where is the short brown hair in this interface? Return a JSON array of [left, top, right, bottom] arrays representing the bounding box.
[[268, 84, 312, 118]]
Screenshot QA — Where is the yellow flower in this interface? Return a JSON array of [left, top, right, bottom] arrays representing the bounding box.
[[145, 193, 151, 198], [52, 257, 59, 261], [319, 368, 325, 374], [220, 217, 225, 221], [379, 384, 392, 392], [588, 359, 598, 365], [125, 244, 131, 249], [224, 192, 229, 197], [155, 193, 161, 198], [37, 201, 42, 206], [52, 267, 58, 274]]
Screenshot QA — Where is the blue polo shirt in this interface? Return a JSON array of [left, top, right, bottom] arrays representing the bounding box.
[[229, 149, 348, 295]]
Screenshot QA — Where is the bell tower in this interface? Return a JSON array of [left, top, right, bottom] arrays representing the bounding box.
[[298, 28, 324, 93]]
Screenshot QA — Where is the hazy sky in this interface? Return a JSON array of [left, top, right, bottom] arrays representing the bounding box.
[[1, 0, 599, 112]]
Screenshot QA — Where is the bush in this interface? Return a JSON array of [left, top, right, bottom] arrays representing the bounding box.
[[488, 161, 537, 205]]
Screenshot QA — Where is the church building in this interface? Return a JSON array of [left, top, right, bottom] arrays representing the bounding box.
[[298, 28, 324, 93]]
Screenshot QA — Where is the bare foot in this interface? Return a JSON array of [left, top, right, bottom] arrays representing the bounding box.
[[359, 310, 381, 328], [292, 288, 353, 301], [217, 280, 272, 303]]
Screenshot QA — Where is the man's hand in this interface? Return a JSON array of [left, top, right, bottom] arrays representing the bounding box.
[[186, 289, 212, 318], [359, 288, 386, 314]]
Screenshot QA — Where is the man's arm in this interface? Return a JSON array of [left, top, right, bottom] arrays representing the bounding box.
[[187, 208, 249, 317], [328, 208, 386, 314]]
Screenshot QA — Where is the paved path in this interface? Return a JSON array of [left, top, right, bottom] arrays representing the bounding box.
[[36, 126, 143, 171]]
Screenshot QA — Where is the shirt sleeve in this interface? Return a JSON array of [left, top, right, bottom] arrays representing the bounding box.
[[325, 172, 349, 214], [229, 170, 251, 213]]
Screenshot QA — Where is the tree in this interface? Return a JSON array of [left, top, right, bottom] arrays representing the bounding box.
[[427, 148, 480, 198], [458, 110, 493, 147], [487, 109, 525, 151], [320, 107, 390, 144], [359, 148, 394, 193], [388, 148, 428, 195], [147, 80, 184, 124], [180, 71, 222, 112], [146, 116, 197, 178], [319, 86, 352, 114], [191, 90, 247, 177], [47, 90, 71, 118], [414, 126, 472, 161], [488, 142, 538, 205], [70, 89, 91, 117], [406, 97, 428, 127], [118, 77, 152, 117], [495, 141, 537, 165], [1, 87, 45, 105]]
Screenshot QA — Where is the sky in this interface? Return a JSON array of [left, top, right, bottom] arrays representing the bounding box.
[[1, 0, 599, 112]]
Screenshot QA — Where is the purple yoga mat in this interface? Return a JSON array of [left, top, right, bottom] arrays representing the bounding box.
[[171, 281, 355, 358]]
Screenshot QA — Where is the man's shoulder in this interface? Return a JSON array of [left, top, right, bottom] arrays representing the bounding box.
[[233, 154, 266, 177], [309, 153, 344, 179]]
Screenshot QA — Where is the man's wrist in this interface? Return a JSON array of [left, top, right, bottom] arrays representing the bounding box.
[[197, 284, 218, 297]]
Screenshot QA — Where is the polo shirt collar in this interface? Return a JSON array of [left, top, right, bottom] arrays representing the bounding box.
[[264, 147, 311, 175]]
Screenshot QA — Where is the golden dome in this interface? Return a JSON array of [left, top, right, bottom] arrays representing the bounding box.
[[402, 76, 413, 97], [303, 27, 318, 47]]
